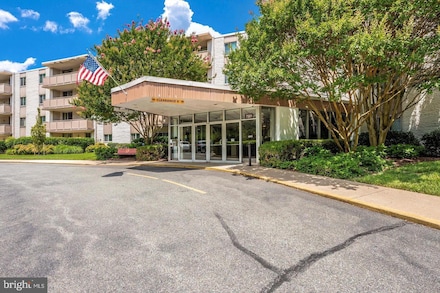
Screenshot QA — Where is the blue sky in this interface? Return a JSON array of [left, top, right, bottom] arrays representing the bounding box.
[[0, 0, 259, 72]]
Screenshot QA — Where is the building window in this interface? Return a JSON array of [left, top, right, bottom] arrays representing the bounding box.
[[20, 77, 26, 86], [85, 133, 92, 138], [40, 116, 46, 123], [20, 117, 26, 127], [62, 90, 73, 97], [62, 133, 73, 137], [39, 94, 46, 104], [104, 134, 113, 142], [224, 41, 237, 55], [20, 97, 26, 106], [131, 133, 141, 141], [62, 69, 73, 73], [62, 112, 73, 120], [39, 73, 46, 84]]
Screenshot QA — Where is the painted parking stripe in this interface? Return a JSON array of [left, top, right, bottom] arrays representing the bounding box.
[[161, 179, 207, 194], [126, 172, 159, 180]]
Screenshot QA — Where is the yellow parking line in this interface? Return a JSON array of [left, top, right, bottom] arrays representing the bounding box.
[[126, 172, 159, 180], [161, 179, 207, 194]]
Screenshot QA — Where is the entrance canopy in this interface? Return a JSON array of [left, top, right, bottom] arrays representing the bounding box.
[[111, 76, 257, 116]]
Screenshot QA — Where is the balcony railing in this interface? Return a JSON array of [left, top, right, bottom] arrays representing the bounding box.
[[45, 119, 94, 132], [0, 104, 11, 115], [0, 83, 12, 96], [42, 96, 77, 110], [0, 124, 12, 135], [196, 50, 211, 66], [42, 72, 78, 89]]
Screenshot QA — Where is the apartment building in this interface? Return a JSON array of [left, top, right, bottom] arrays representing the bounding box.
[[1, 31, 242, 144], [0, 71, 13, 140], [3, 30, 438, 156]]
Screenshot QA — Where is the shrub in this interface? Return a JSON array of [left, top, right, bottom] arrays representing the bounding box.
[[355, 146, 389, 172], [42, 144, 55, 154], [136, 144, 165, 161], [4, 137, 33, 148], [421, 128, 440, 157], [294, 152, 367, 179], [6, 144, 37, 155], [358, 131, 420, 146], [95, 145, 117, 160], [4, 137, 94, 151], [53, 144, 83, 154], [85, 143, 107, 153], [386, 144, 424, 159], [259, 139, 340, 167], [0, 140, 6, 153]]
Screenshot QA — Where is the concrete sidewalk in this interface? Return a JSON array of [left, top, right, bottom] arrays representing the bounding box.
[[2, 159, 440, 230]]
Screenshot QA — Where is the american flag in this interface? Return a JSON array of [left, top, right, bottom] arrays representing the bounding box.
[[77, 55, 108, 86]]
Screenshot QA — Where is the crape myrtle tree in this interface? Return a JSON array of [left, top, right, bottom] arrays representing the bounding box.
[[73, 19, 210, 144], [225, 0, 440, 152]]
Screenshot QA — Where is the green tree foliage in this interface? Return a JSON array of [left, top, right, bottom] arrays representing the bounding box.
[[31, 108, 46, 154], [73, 19, 210, 144], [225, 0, 440, 151]]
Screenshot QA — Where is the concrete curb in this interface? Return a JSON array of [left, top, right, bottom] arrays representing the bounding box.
[[207, 167, 440, 231]]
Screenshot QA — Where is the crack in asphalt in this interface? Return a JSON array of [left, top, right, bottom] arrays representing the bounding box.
[[214, 213, 286, 276], [214, 213, 407, 293]]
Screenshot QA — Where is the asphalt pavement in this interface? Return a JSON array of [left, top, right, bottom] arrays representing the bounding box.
[[2, 158, 440, 230]]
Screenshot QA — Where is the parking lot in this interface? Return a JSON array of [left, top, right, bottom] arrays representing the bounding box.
[[1, 163, 439, 292]]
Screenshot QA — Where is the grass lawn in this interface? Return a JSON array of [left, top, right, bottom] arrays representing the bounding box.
[[355, 160, 440, 196], [0, 153, 97, 160]]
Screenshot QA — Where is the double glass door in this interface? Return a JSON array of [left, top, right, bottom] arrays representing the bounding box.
[[179, 122, 241, 162], [210, 122, 240, 162]]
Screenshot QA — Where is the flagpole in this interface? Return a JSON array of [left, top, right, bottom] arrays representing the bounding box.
[[86, 49, 128, 95]]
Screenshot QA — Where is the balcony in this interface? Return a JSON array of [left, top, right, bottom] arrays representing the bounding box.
[[0, 104, 11, 115], [0, 83, 12, 96], [42, 96, 78, 111], [45, 119, 94, 133], [196, 51, 212, 67], [0, 124, 12, 136], [42, 72, 78, 91]]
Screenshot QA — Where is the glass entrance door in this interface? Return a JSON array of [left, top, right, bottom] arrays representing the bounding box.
[[179, 125, 192, 160], [195, 124, 207, 161], [226, 122, 240, 161], [210, 124, 222, 161]]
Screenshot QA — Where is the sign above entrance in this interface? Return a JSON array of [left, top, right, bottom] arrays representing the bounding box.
[[152, 97, 184, 104]]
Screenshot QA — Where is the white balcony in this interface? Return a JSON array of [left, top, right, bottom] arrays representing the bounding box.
[[42, 96, 77, 111], [42, 72, 78, 91], [45, 119, 94, 133]]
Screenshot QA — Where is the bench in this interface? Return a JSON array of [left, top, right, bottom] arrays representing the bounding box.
[[117, 148, 137, 156]]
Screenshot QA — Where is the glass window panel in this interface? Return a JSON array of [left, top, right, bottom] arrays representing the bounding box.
[[210, 124, 222, 161], [209, 111, 223, 122], [225, 109, 240, 120], [194, 112, 207, 123], [170, 117, 178, 125], [299, 110, 307, 139], [179, 115, 193, 124], [242, 108, 256, 119]]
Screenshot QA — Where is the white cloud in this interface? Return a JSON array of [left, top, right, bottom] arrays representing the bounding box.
[[0, 58, 36, 73], [162, 0, 193, 31], [19, 8, 40, 20], [67, 12, 92, 33], [43, 20, 58, 33], [161, 0, 220, 36], [0, 9, 18, 29], [186, 22, 221, 37], [96, 1, 114, 20]]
